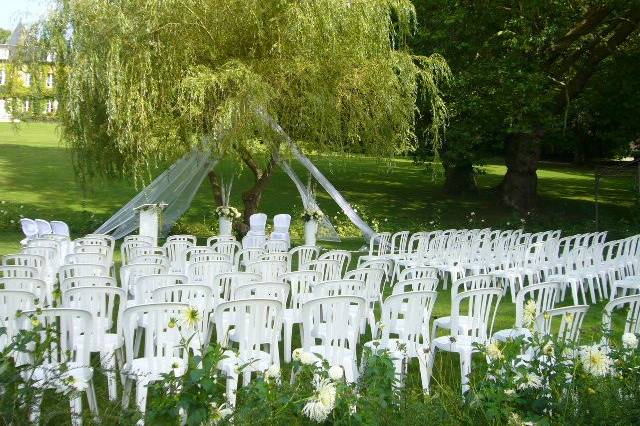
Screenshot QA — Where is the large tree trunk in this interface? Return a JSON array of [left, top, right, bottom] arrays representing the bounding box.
[[497, 130, 543, 212], [236, 149, 279, 236], [443, 162, 477, 195]]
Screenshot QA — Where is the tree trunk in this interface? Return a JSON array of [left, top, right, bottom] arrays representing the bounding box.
[[236, 149, 279, 236], [497, 130, 543, 212], [207, 170, 224, 206], [443, 162, 477, 195]]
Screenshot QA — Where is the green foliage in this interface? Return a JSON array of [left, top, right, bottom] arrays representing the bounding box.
[[38, 0, 450, 184], [0, 28, 11, 44]]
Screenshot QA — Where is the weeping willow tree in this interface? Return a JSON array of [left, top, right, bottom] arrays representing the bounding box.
[[42, 0, 450, 230]]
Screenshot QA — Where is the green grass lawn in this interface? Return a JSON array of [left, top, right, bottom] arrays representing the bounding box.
[[0, 122, 638, 421]]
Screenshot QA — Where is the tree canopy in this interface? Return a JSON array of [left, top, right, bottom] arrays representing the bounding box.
[[41, 0, 450, 185]]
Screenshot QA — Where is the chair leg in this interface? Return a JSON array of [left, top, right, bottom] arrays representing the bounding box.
[[69, 394, 83, 426], [122, 377, 133, 409], [284, 323, 293, 363], [423, 346, 437, 394], [135, 381, 149, 420], [86, 379, 99, 420], [418, 351, 430, 393], [28, 391, 43, 424], [102, 352, 118, 401], [226, 372, 238, 408], [460, 351, 472, 395]]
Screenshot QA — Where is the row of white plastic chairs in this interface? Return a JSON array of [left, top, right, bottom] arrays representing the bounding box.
[[20, 218, 70, 239]]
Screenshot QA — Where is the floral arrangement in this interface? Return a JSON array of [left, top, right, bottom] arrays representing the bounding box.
[[215, 205, 241, 221], [301, 209, 324, 222]]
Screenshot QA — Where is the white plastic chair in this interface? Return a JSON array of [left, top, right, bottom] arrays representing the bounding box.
[[210, 240, 242, 267], [363, 290, 438, 389], [343, 268, 385, 335], [492, 281, 561, 342], [269, 214, 291, 247], [214, 299, 283, 406], [120, 239, 152, 266], [58, 264, 107, 283], [534, 305, 589, 343], [425, 287, 503, 394], [235, 248, 263, 271], [245, 260, 287, 282], [281, 271, 322, 362], [213, 272, 261, 307], [20, 308, 98, 425], [242, 213, 268, 249], [133, 274, 188, 305], [163, 239, 195, 274], [166, 234, 197, 245], [62, 286, 126, 401], [50, 221, 70, 237], [23, 245, 60, 285], [120, 262, 167, 294], [296, 295, 366, 383], [187, 260, 233, 284], [60, 275, 118, 293], [34, 219, 53, 236], [288, 246, 320, 271], [121, 303, 191, 419]]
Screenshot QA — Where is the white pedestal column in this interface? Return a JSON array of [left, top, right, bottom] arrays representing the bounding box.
[[134, 203, 167, 246]]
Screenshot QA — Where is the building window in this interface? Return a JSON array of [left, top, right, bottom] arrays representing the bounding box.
[[46, 99, 55, 113], [0, 69, 5, 85], [24, 99, 30, 112], [46, 73, 54, 88], [23, 73, 31, 87], [0, 48, 8, 60]]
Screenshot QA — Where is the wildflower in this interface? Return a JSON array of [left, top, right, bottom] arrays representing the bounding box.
[[542, 341, 555, 357], [565, 312, 574, 327], [30, 317, 41, 327], [328, 365, 343, 381], [504, 388, 516, 397], [622, 332, 638, 349], [10, 220, 15, 224], [580, 345, 612, 377], [300, 351, 316, 365], [265, 365, 281, 382], [507, 412, 524, 426], [516, 372, 543, 390], [302, 399, 331, 423], [65, 375, 88, 392], [208, 402, 232, 425], [181, 307, 200, 329], [302, 376, 337, 422], [292, 348, 304, 362], [486, 342, 504, 361], [470, 212, 475, 216]]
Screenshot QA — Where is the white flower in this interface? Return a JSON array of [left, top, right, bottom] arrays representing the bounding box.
[[208, 402, 232, 424], [265, 365, 281, 381], [504, 388, 516, 396], [300, 351, 316, 365], [580, 344, 612, 376], [181, 306, 201, 329], [516, 372, 543, 390], [328, 365, 343, 381], [302, 399, 331, 423], [523, 299, 537, 328], [622, 333, 638, 350], [542, 341, 555, 357], [292, 348, 304, 362], [486, 342, 504, 361]]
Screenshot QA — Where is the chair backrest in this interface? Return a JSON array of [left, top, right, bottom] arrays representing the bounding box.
[[307, 259, 342, 281], [20, 218, 39, 239], [166, 234, 197, 245], [514, 281, 562, 328], [398, 266, 439, 281], [187, 252, 231, 265], [120, 239, 153, 266], [209, 240, 242, 262], [273, 214, 291, 232], [245, 260, 287, 282], [62, 286, 126, 347], [265, 239, 289, 253], [74, 243, 112, 262], [163, 240, 194, 273], [152, 285, 213, 340], [65, 252, 107, 267], [390, 231, 411, 255], [121, 303, 190, 366], [129, 249, 167, 263], [0, 265, 38, 279], [248, 213, 268, 233], [281, 271, 322, 310], [234, 282, 290, 306], [392, 277, 439, 294], [535, 305, 589, 343], [134, 274, 188, 304], [58, 263, 107, 282], [368, 232, 392, 256], [235, 248, 263, 270], [120, 262, 168, 293], [343, 268, 385, 301], [124, 235, 155, 245], [380, 290, 438, 351], [319, 250, 352, 277], [301, 295, 365, 365], [214, 299, 282, 361], [0, 279, 44, 302], [288, 246, 320, 271], [22, 246, 59, 271], [84, 233, 116, 247], [312, 279, 365, 297], [261, 251, 290, 264], [34, 219, 52, 236], [60, 275, 117, 293], [451, 287, 503, 341], [21, 308, 92, 367], [50, 220, 69, 237], [214, 272, 262, 305], [2, 253, 46, 270], [602, 295, 640, 344], [187, 260, 233, 284], [358, 258, 393, 279], [452, 274, 496, 300], [0, 290, 36, 351]]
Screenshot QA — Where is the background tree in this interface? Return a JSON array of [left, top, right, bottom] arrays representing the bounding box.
[[40, 0, 450, 232], [0, 28, 11, 44], [413, 0, 640, 211]]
